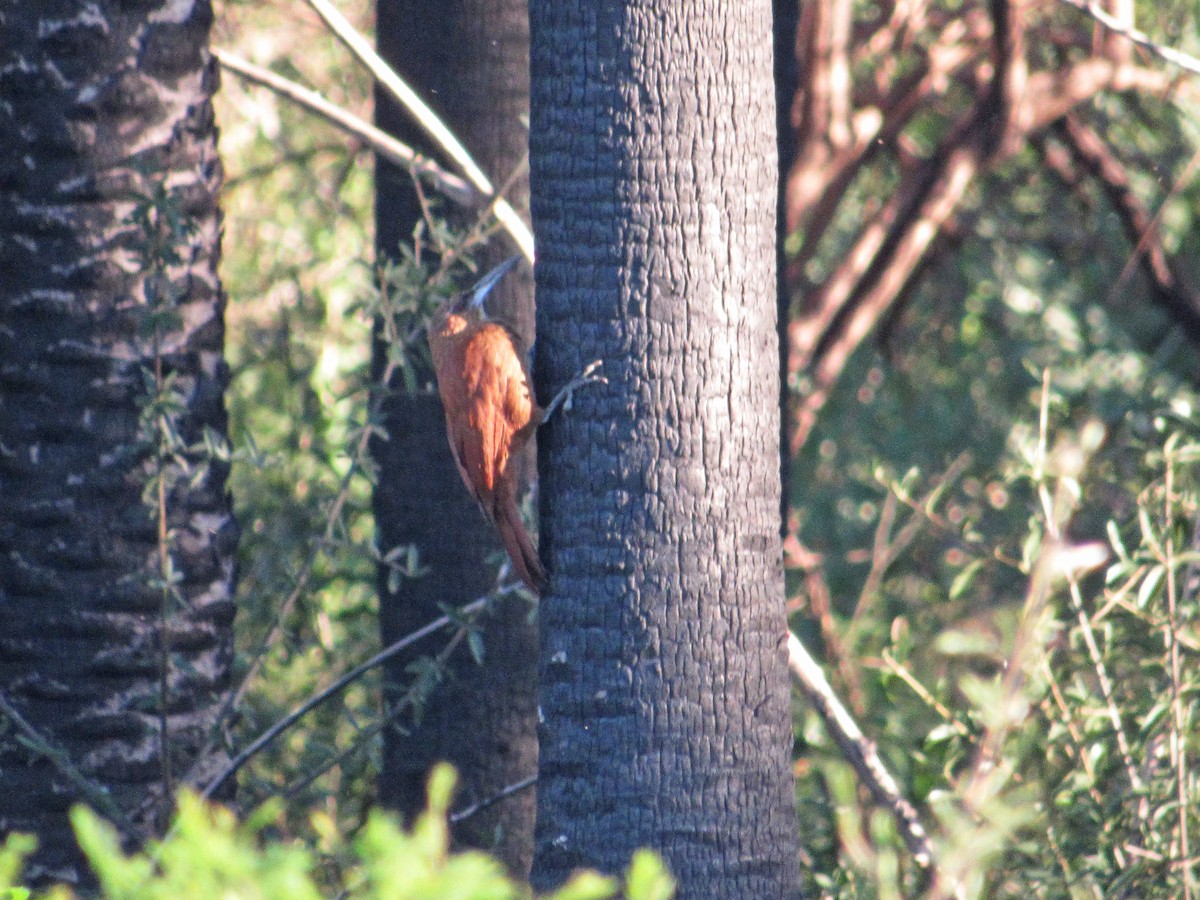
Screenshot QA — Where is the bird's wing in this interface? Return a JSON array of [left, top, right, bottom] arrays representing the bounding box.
[[461, 322, 535, 502]]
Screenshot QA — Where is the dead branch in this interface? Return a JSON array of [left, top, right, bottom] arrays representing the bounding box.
[[786, 631, 936, 873], [1055, 114, 1200, 335], [781, 0, 1185, 454]]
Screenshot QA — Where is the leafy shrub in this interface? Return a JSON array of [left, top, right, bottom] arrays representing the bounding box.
[[4, 766, 674, 900]]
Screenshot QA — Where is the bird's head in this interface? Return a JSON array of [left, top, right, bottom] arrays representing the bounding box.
[[431, 255, 522, 337]]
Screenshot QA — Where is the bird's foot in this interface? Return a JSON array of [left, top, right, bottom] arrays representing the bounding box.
[[542, 360, 606, 422]]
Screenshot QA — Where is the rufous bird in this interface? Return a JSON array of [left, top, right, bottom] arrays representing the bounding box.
[[428, 257, 602, 594]]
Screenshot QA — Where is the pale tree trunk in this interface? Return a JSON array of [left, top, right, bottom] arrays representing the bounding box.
[[372, 0, 538, 876], [528, 1, 802, 896], [0, 0, 236, 884]]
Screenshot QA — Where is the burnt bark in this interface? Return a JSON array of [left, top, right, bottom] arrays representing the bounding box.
[[0, 0, 236, 883], [372, 0, 538, 876], [529, 2, 801, 896]]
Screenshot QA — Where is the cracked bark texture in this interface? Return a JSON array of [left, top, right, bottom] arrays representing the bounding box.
[[372, 0, 538, 876], [0, 0, 235, 883], [529, 2, 801, 896]]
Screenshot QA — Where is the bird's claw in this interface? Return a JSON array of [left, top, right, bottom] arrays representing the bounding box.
[[545, 359, 606, 420]]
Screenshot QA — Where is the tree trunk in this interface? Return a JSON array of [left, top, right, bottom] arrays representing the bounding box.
[[372, 0, 538, 876], [0, 0, 236, 884], [528, 2, 802, 896]]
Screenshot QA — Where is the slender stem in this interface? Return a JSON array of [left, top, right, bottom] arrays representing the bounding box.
[[1163, 450, 1192, 897], [450, 775, 537, 825], [302, 0, 534, 261], [213, 49, 478, 208], [201, 594, 495, 799], [788, 631, 936, 871], [1055, 0, 1200, 76]]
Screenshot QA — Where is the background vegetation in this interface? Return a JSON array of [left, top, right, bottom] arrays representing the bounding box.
[[6, 0, 1198, 896]]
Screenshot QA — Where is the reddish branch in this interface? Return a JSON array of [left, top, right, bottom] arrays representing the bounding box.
[[1054, 114, 1200, 336], [782, 0, 1181, 455]]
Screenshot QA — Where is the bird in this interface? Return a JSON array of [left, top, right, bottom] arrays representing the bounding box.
[[428, 256, 602, 595]]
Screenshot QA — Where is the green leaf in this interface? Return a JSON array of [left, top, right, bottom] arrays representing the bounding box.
[[624, 850, 676, 900], [467, 630, 485, 665], [935, 627, 998, 657], [0, 832, 35, 893], [950, 559, 985, 600], [1138, 507, 1164, 559], [1136, 565, 1164, 609], [547, 870, 621, 900], [1106, 520, 1129, 564]]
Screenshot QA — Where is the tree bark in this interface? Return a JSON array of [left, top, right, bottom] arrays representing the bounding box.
[[0, 0, 236, 883], [372, 0, 538, 876], [529, 2, 801, 896]]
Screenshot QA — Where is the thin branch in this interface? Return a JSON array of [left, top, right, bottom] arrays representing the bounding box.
[[301, 0, 534, 262], [1023, 60, 1173, 133], [851, 454, 972, 633], [450, 775, 538, 825], [1054, 114, 1200, 341], [1056, 0, 1200, 77], [784, 8, 988, 268], [201, 592, 498, 799], [213, 49, 478, 208], [787, 42, 1174, 454], [783, 534, 867, 714], [1163, 447, 1193, 897], [0, 691, 140, 836], [282, 625, 471, 802], [879, 650, 972, 737], [786, 631, 937, 871], [989, 0, 1029, 152], [828, 0, 855, 148], [790, 124, 986, 453]]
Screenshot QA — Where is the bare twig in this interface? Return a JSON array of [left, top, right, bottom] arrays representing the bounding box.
[[282, 625, 471, 801], [850, 453, 972, 633], [786, 630, 936, 870], [0, 691, 140, 837], [783, 534, 867, 714], [450, 775, 538, 825], [301, 0, 534, 261], [880, 650, 972, 739], [201, 592, 500, 799], [1056, 0, 1200, 77], [213, 49, 476, 207], [1054, 115, 1200, 339], [782, 0, 1177, 455]]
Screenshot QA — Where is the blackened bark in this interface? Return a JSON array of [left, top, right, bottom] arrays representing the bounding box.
[[529, 2, 802, 897], [774, 0, 801, 524], [0, 0, 236, 883], [372, 0, 538, 875]]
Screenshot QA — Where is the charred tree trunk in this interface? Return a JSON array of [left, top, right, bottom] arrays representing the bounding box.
[[0, 0, 236, 884], [372, 0, 538, 876], [529, 1, 802, 896]]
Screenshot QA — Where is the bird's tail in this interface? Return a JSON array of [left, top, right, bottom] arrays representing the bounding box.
[[493, 489, 548, 595]]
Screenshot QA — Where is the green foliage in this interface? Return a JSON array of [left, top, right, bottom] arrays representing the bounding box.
[[4, 767, 673, 900], [0, 833, 36, 900], [212, 0, 386, 833], [788, 10, 1200, 894], [791, 147, 1200, 900], [208, 2, 1199, 897]]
